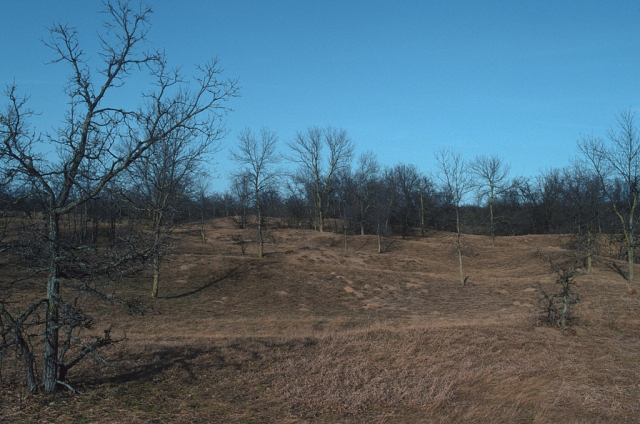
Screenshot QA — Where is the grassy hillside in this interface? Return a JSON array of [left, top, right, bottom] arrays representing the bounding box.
[[2, 218, 639, 423]]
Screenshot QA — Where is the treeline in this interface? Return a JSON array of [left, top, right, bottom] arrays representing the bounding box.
[[0, 126, 626, 273], [0, 128, 624, 244], [211, 157, 610, 238]]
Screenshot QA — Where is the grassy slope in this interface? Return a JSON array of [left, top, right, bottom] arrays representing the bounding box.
[[1, 218, 639, 423]]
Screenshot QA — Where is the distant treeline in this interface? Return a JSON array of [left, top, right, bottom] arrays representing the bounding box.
[[0, 151, 619, 241]]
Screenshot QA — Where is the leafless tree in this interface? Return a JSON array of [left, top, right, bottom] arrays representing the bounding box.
[[122, 122, 218, 299], [578, 110, 640, 282], [537, 250, 581, 330], [564, 162, 605, 272], [352, 151, 380, 235], [393, 163, 423, 238], [471, 155, 510, 247], [287, 126, 354, 232], [229, 171, 252, 229], [230, 127, 282, 258], [418, 175, 437, 237], [435, 149, 473, 285], [194, 177, 212, 243], [0, 1, 238, 392]]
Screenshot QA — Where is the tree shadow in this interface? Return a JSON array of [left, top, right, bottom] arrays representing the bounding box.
[[88, 337, 318, 387], [354, 237, 371, 251], [606, 261, 628, 280], [160, 265, 244, 299]]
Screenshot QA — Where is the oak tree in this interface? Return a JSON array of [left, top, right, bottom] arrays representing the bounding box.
[[0, 1, 237, 392]]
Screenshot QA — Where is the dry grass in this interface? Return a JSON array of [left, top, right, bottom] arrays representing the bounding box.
[[2, 218, 640, 423]]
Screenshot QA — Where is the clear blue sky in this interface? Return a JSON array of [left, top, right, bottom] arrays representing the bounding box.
[[2, 1, 640, 192]]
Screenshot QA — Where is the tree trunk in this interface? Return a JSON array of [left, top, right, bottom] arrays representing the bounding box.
[[19, 335, 37, 392], [257, 211, 264, 258], [420, 189, 426, 237], [360, 202, 365, 235], [628, 239, 634, 281], [151, 216, 162, 298], [151, 255, 160, 298], [586, 229, 592, 272], [455, 206, 465, 286], [82, 201, 88, 244], [489, 191, 495, 247], [344, 226, 348, 251], [457, 241, 464, 285], [317, 195, 324, 232], [200, 207, 207, 243], [43, 211, 60, 392], [200, 226, 207, 243]]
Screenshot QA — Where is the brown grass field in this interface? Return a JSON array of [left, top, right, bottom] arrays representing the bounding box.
[[2, 218, 640, 423]]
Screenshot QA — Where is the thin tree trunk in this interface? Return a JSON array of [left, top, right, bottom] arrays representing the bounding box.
[[200, 212, 207, 243], [455, 206, 465, 286], [628, 238, 634, 281], [360, 201, 365, 236], [82, 201, 88, 244], [586, 228, 592, 272], [489, 190, 495, 247], [151, 215, 162, 298], [560, 292, 568, 330], [19, 335, 37, 392], [344, 226, 348, 251], [420, 189, 425, 236], [258, 211, 264, 258], [318, 195, 324, 232], [43, 211, 60, 392], [151, 255, 160, 298], [629, 203, 635, 281]]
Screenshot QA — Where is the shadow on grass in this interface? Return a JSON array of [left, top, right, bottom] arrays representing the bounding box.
[[92, 337, 318, 387], [355, 237, 371, 251], [160, 265, 244, 299]]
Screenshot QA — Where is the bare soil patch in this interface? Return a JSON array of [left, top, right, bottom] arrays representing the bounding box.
[[2, 219, 640, 422]]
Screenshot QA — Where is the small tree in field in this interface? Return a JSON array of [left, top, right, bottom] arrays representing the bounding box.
[[470, 155, 510, 247], [435, 149, 473, 285], [564, 163, 605, 272], [230, 127, 282, 258], [0, 2, 237, 392], [123, 123, 219, 299], [537, 251, 581, 330]]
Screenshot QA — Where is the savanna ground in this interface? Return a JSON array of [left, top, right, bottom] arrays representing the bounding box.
[[2, 217, 640, 423]]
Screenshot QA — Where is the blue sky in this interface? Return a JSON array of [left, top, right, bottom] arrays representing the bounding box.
[[2, 1, 640, 192]]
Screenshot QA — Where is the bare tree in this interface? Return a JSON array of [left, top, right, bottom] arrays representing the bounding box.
[[194, 177, 212, 243], [287, 126, 355, 232], [352, 151, 380, 235], [537, 250, 581, 330], [0, 2, 238, 392], [564, 163, 605, 272], [230, 127, 281, 258], [435, 150, 473, 285], [392, 163, 423, 238], [123, 122, 218, 299], [229, 171, 252, 229], [471, 155, 510, 247], [418, 176, 436, 237], [578, 110, 640, 282]]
